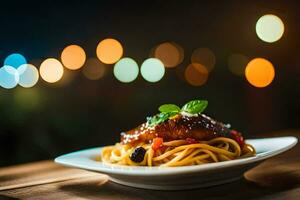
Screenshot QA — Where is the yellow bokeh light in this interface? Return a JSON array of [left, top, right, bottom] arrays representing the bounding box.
[[191, 48, 216, 72], [83, 58, 106, 80], [39, 58, 64, 83], [154, 42, 184, 68], [256, 14, 284, 43], [184, 63, 209, 86], [245, 58, 275, 88], [61, 45, 86, 70], [96, 38, 123, 64]]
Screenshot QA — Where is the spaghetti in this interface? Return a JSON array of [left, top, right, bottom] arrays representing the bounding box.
[[101, 137, 255, 167]]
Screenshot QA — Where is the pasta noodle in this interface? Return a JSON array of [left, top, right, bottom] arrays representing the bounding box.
[[100, 137, 256, 167]]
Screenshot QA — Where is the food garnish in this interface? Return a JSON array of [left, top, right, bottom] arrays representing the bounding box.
[[148, 100, 208, 127], [130, 147, 146, 163]]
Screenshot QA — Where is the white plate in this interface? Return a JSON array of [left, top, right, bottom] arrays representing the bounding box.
[[55, 136, 297, 190]]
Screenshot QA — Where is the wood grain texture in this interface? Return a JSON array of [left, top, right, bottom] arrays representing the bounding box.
[[0, 130, 300, 200], [0, 160, 100, 191]]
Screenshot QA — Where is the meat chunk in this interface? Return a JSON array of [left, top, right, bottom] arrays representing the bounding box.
[[121, 114, 244, 146]]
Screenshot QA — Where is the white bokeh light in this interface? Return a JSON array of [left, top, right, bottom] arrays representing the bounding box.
[[140, 58, 165, 82], [17, 64, 39, 88], [256, 14, 284, 43], [113, 58, 139, 83]]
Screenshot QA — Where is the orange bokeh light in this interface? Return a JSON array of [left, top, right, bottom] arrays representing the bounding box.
[[61, 45, 86, 70], [96, 38, 123, 64], [154, 42, 184, 68], [191, 48, 216, 72], [245, 58, 275, 88], [184, 63, 209, 86]]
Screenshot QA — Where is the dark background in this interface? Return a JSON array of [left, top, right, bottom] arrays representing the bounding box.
[[0, 0, 299, 167]]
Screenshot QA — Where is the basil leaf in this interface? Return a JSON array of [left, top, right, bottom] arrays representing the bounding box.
[[148, 99, 208, 127], [148, 113, 169, 126], [148, 112, 175, 126], [147, 117, 156, 126], [181, 100, 208, 114], [157, 112, 170, 123], [168, 112, 178, 118], [159, 104, 180, 113]]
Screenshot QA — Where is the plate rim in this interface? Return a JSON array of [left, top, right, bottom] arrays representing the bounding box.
[[55, 136, 298, 176]]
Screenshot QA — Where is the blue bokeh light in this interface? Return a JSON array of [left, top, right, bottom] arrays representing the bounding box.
[[0, 65, 19, 89], [4, 53, 27, 69]]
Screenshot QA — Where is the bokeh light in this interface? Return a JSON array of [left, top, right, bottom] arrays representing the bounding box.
[[140, 58, 165, 82], [228, 54, 249, 76], [245, 58, 275, 88], [191, 48, 216, 72], [184, 63, 209, 86], [0, 65, 19, 89], [173, 43, 184, 64], [113, 58, 139, 83], [39, 58, 64, 83], [17, 64, 39, 88], [61, 45, 86, 70], [4, 53, 27, 69], [83, 58, 106, 80], [256, 14, 284, 43], [96, 38, 123, 64], [153, 42, 184, 68]]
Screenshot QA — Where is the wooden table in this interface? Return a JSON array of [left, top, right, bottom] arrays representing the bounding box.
[[1, 130, 300, 200]]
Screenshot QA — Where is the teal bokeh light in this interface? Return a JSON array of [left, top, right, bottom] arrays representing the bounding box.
[[4, 53, 27, 69], [113, 58, 139, 83], [140, 58, 165, 82], [0, 65, 19, 89], [17, 64, 39, 88]]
